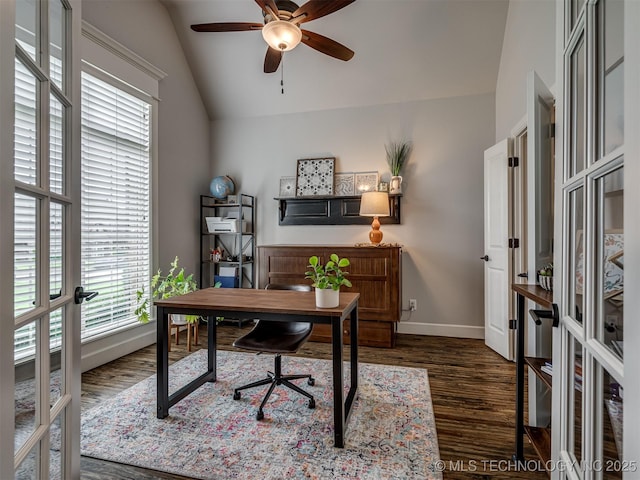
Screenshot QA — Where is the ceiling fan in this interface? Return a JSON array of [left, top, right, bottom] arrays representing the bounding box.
[[191, 0, 356, 73]]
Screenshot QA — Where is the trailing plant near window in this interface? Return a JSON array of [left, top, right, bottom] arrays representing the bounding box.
[[305, 254, 352, 291], [135, 256, 200, 324]]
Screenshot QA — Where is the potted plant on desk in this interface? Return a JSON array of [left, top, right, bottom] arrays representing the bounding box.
[[305, 254, 352, 308]]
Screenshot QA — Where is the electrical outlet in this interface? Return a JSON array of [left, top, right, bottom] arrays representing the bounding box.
[[409, 299, 417, 311]]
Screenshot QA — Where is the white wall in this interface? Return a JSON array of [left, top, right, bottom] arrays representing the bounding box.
[[495, 0, 556, 141], [82, 0, 211, 277], [81, 0, 210, 365], [211, 93, 495, 338]]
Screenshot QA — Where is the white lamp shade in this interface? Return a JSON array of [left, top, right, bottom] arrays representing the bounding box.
[[359, 191, 390, 217], [261, 20, 302, 52]]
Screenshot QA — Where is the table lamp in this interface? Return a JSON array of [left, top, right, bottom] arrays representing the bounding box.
[[359, 191, 390, 244]]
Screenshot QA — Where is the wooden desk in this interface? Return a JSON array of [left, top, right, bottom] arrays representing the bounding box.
[[154, 288, 360, 448]]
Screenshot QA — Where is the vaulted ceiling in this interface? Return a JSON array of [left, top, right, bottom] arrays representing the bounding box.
[[161, 0, 509, 120]]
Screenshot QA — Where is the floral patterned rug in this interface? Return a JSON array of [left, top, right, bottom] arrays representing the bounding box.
[[81, 350, 442, 479]]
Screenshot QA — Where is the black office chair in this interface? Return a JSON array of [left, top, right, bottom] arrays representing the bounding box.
[[232, 284, 316, 420]]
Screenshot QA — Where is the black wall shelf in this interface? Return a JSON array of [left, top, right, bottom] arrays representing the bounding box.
[[275, 194, 401, 226]]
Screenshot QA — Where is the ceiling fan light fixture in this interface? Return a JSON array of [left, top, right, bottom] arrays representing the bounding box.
[[262, 20, 302, 51]]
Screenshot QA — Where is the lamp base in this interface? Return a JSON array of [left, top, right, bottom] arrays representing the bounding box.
[[369, 216, 383, 245]]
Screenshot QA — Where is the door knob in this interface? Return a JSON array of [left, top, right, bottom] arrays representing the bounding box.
[[480, 255, 489, 262]]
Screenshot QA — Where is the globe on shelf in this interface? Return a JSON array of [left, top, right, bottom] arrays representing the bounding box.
[[209, 175, 235, 199]]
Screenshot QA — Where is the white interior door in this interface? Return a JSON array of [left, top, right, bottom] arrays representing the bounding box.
[[525, 71, 555, 427], [484, 139, 514, 360], [0, 1, 82, 478], [526, 70, 555, 278]]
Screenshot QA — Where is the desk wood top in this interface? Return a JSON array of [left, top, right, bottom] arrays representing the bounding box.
[[155, 288, 360, 317]]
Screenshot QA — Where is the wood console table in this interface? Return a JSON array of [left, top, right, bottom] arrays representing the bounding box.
[[258, 245, 401, 347]]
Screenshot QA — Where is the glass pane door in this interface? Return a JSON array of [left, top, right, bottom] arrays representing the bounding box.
[[554, 1, 626, 479], [5, 0, 79, 478]]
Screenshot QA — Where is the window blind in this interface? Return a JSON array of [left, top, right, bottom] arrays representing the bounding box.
[[80, 72, 151, 339]]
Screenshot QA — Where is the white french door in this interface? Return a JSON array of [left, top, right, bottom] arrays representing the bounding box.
[[552, 0, 638, 478], [0, 0, 82, 478]]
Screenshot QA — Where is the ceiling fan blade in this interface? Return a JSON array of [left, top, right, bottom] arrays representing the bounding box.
[[292, 0, 356, 24], [255, 0, 280, 19], [191, 22, 263, 32], [300, 29, 354, 61], [264, 47, 283, 73]]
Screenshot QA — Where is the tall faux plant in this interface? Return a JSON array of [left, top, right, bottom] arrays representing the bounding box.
[[385, 141, 412, 176]]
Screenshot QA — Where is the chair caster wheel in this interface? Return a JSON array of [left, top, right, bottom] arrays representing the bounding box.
[[308, 398, 316, 409], [256, 410, 264, 420], [233, 391, 241, 400], [308, 377, 315, 386]]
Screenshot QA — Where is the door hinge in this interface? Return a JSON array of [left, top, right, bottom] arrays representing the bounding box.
[[508, 156, 519, 167], [509, 319, 517, 330], [550, 123, 556, 138], [508, 238, 520, 248]]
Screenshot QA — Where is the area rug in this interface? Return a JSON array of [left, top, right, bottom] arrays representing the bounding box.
[[80, 350, 442, 479]]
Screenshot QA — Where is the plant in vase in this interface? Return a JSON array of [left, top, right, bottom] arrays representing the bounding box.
[[537, 263, 554, 291], [385, 140, 412, 194], [305, 254, 352, 308]]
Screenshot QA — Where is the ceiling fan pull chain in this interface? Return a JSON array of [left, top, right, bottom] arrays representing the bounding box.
[[281, 50, 285, 94]]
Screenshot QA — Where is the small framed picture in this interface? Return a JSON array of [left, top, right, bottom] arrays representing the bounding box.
[[354, 171, 379, 194], [334, 173, 355, 196], [279, 176, 296, 197], [296, 157, 335, 197], [378, 181, 389, 192], [226, 194, 237, 204]]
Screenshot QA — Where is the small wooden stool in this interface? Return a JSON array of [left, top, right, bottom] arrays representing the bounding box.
[[168, 315, 199, 352]]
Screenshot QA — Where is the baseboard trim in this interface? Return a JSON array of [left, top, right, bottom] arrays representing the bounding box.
[[81, 323, 156, 372], [396, 322, 485, 339]]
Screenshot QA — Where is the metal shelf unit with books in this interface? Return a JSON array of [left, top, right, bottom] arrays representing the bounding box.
[[199, 194, 256, 290], [511, 284, 557, 471]]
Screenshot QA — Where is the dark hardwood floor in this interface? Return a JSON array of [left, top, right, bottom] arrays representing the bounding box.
[[80, 324, 548, 479]]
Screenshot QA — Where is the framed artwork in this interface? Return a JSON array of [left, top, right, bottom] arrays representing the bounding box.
[[279, 176, 296, 197], [334, 173, 355, 196], [295, 157, 335, 197], [354, 171, 379, 194], [575, 230, 623, 299]]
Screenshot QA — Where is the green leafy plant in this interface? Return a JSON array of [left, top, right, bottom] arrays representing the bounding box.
[[135, 256, 200, 324], [385, 140, 412, 176], [538, 263, 554, 277], [305, 254, 352, 291]]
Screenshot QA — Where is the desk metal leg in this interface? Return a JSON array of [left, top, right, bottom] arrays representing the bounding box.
[[332, 315, 345, 448], [208, 315, 217, 381], [157, 306, 169, 419], [514, 292, 525, 461]]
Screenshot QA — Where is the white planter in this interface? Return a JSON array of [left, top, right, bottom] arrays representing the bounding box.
[[390, 175, 403, 194], [315, 288, 339, 308], [170, 314, 189, 325]]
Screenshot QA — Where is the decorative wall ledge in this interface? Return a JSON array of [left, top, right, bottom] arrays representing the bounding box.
[[275, 195, 401, 226]]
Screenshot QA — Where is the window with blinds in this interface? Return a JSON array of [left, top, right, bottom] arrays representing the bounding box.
[[80, 72, 151, 339], [14, 44, 153, 358]]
